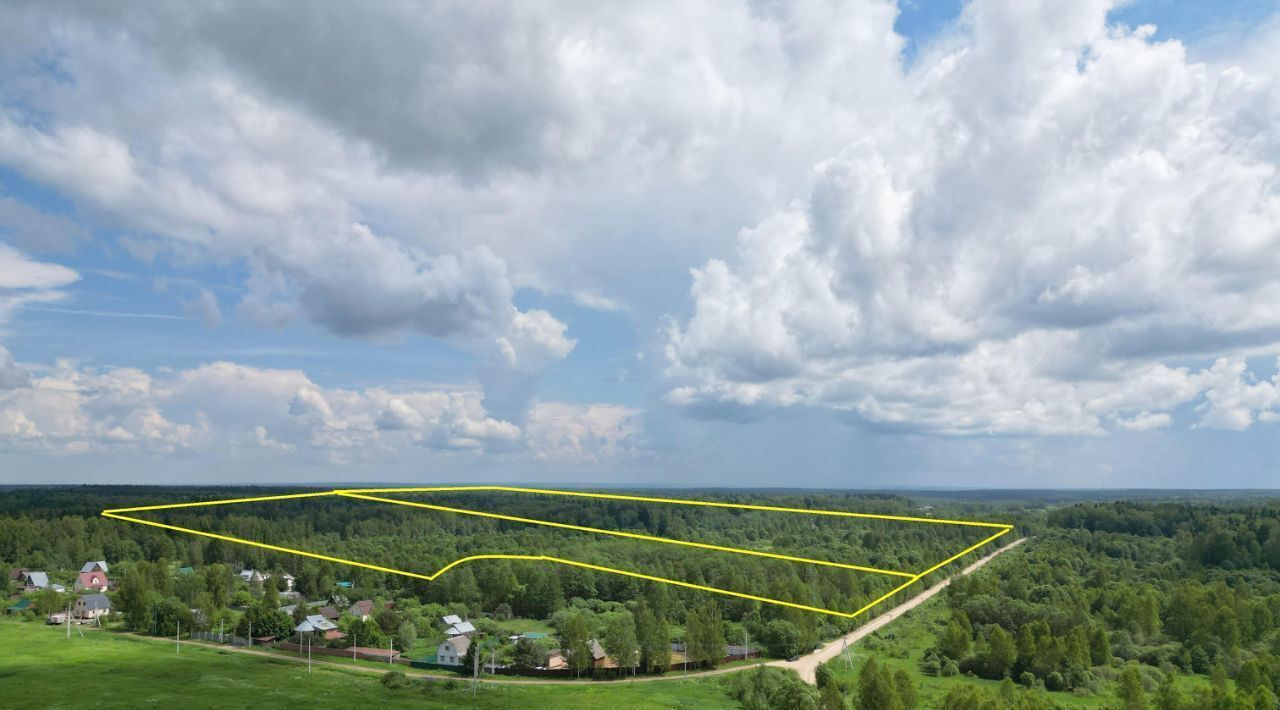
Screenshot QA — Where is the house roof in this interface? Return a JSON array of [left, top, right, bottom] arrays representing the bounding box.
[[25, 572, 49, 588], [589, 639, 607, 661], [78, 593, 111, 610], [177, 566, 195, 575], [295, 614, 337, 633], [441, 635, 470, 656], [7, 598, 31, 611], [445, 621, 476, 636], [441, 614, 462, 625], [317, 606, 340, 620], [8, 568, 28, 581], [350, 599, 373, 615], [80, 561, 109, 573]]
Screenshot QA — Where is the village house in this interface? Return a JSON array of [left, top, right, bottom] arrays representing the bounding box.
[[316, 605, 341, 621], [346, 599, 374, 621], [75, 570, 109, 592], [294, 614, 346, 641], [74, 593, 112, 621], [80, 561, 109, 574], [239, 569, 270, 585], [436, 635, 470, 666], [280, 573, 296, 591], [440, 614, 476, 637], [19, 571, 50, 591]]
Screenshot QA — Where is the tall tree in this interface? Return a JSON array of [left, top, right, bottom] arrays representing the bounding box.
[[1117, 665, 1150, 710], [117, 566, 155, 631], [857, 657, 900, 710], [600, 610, 639, 675], [559, 611, 593, 678]]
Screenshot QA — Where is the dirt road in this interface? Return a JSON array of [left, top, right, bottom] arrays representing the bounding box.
[[767, 536, 1027, 683]]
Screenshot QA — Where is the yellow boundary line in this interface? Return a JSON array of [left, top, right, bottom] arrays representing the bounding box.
[[336, 491, 914, 578], [102, 487, 1013, 619]]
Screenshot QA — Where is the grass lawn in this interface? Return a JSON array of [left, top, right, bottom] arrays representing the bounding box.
[[0, 619, 736, 709]]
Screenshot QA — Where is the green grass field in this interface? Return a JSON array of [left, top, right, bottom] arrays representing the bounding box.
[[0, 619, 736, 709]]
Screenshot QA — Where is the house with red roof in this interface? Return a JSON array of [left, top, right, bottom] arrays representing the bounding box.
[[75, 570, 109, 592]]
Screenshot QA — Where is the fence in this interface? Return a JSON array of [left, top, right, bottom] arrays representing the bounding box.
[[190, 631, 252, 647], [276, 641, 408, 664]]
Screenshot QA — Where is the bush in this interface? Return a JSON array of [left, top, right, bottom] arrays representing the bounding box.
[[1019, 671, 1036, 687], [380, 670, 410, 690], [942, 659, 959, 677], [815, 662, 833, 688], [921, 658, 941, 676]]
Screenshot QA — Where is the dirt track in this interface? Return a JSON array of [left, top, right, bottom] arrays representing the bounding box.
[[767, 536, 1027, 683]]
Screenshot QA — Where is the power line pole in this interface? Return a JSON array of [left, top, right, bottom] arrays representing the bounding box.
[[307, 635, 312, 674], [66, 602, 72, 640], [472, 633, 483, 697], [176, 620, 181, 654]]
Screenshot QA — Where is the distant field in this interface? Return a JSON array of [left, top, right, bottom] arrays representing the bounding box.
[[0, 619, 736, 709]]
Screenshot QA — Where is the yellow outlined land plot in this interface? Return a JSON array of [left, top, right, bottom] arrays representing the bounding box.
[[102, 486, 1013, 619]]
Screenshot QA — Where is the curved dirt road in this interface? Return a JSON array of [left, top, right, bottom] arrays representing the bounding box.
[[768, 536, 1027, 683]]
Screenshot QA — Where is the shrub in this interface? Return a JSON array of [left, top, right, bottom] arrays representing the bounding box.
[[380, 670, 409, 690], [942, 659, 959, 677]]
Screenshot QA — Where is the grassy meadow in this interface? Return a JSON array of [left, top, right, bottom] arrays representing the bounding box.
[[0, 618, 736, 709]]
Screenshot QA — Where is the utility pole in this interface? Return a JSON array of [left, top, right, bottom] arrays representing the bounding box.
[[176, 620, 181, 654], [353, 633, 357, 662], [472, 633, 482, 697], [743, 629, 749, 662], [388, 637, 393, 666], [66, 602, 72, 640], [307, 635, 312, 673]]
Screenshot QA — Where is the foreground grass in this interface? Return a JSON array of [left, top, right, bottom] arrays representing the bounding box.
[[0, 619, 736, 709]]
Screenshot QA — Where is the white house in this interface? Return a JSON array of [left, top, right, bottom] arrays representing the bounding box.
[[239, 569, 270, 584], [74, 593, 112, 620], [437, 635, 470, 666], [280, 573, 296, 591]]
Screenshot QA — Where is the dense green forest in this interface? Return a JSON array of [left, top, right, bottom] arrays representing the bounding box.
[[4, 487, 1280, 708]]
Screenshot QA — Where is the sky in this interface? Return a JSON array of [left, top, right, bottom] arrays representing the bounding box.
[[0, 0, 1278, 488]]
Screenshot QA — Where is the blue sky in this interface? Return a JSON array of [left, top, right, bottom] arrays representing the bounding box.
[[0, 0, 1277, 487]]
